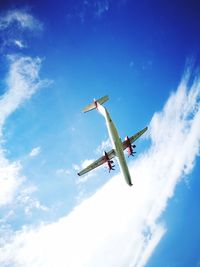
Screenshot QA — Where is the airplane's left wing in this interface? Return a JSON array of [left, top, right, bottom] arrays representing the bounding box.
[[122, 126, 148, 150], [78, 149, 116, 176]]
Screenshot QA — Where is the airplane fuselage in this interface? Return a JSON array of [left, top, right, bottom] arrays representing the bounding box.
[[97, 104, 132, 186]]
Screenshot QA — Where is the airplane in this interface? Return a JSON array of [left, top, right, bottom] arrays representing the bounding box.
[[77, 95, 148, 186]]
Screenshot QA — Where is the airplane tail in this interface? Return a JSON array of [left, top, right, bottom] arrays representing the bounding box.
[[82, 95, 109, 113]]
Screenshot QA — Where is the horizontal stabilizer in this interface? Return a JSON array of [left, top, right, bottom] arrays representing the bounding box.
[[83, 95, 109, 113]]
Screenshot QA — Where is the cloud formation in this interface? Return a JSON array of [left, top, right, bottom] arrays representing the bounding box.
[[94, 0, 110, 18], [0, 64, 200, 266], [67, 0, 110, 23], [0, 9, 42, 51], [0, 7, 49, 211], [14, 39, 26, 49], [0, 157, 23, 207], [0, 56, 48, 126], [0, 8, 50, 257], [0, 9, 42, 31], [29, 147, 41, 158], [0, 55, 48, 208], [95, 138, 112, 155]]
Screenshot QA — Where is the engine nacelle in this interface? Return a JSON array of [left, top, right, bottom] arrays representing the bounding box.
[[125, 136, 136, 156], [104, 151, 115, 172]]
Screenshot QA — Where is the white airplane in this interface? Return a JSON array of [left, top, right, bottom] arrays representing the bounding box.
[[77, 95, 147, 186]]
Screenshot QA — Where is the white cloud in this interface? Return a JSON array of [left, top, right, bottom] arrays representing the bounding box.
[[0, 55, 49, 207], [0, 9, 43, 51], [16, 186, 49, 215], [82, 159, 95, 169], [29, 147, 41, 158], [0, 55, 49, 126], [56, 168, 71, 176], [0, 158, 24, 206], [0, 8, 49, 211], [14, 39, 26, 49], [0, 8, 49, 252], [72, 163, 80, 171], [0, 9, 42, 31], [0, 65, 200, 266], [96, 138, 112, 154]]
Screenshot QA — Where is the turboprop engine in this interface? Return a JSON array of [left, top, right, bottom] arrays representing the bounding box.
[[125, 136, 136, 156]]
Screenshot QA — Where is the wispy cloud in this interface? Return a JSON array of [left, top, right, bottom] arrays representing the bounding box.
[[14, 39, 26, 49], [0, 158, 24, 207], [0, 9, 42, 31], [0, 64, 200, 266], [0, 9, 42, 51], [94, 0, 110, 18], [16, 186, 49, 215], [0, 56, 49, 126], [0, 8, 49, 254], [67, 0, 111, 23], [0, 8, 49, 209], [0, 55, 49, 207], [56, 168, 71, 176], [29, 147, 41, 158], [96, 138, 112, 154]]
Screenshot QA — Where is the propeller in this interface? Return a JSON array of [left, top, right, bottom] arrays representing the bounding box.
[[128, 144, 136, 157]]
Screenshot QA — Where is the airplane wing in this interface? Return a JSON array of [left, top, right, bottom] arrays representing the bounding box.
[[77, 149, 116, 176], [122, 126, 148, 150]]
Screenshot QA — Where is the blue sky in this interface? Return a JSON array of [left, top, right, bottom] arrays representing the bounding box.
[[0, 1, 200, 266]]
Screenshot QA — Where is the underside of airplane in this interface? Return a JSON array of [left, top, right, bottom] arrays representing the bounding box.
[[77, 95, 147, 186]]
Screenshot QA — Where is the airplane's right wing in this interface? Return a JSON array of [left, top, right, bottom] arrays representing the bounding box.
[[77, 148, 116, 176], [122, 126, 148, 150]]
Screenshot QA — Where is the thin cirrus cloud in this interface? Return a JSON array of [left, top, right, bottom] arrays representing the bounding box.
[[0, 56, 49, 126], [94, 0, 110, 18], [67, 0, 111, 23], [0, 9, 42, 51], [0, 9, 42, 31], [0, 56, 49, 208], [0, 9, 49, 208], [0, 64, 199, 267]]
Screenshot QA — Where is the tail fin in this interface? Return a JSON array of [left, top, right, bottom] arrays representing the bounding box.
[[83, 95, 109, 113]]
